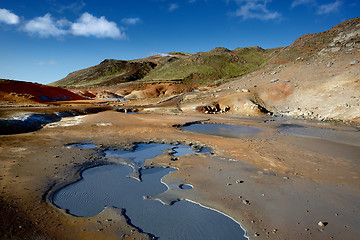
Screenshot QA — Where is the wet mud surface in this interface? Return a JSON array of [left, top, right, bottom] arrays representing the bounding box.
[[0, 110, 359, 240], [53, 164, 246, 240]]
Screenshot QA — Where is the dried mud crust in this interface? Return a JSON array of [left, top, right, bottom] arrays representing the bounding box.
[[0, 111, 359, 240]]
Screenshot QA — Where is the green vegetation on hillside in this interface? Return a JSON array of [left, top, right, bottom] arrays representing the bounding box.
[[142, 46, 272, 85]]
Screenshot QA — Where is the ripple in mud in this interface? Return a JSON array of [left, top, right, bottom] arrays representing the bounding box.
[[52, 165, 247, 240], [181, 123, 263, 139]]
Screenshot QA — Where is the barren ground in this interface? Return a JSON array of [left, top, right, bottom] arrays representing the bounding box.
[[1, 109, 359, 240]]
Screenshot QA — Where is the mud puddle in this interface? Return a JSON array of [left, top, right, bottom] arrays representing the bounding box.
[[181, 123, 266, 139], [52, 143, 247, 240], [277, 124, 360, 146]]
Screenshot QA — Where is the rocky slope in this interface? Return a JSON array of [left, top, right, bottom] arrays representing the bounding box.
[[178, 18, 360, 124]]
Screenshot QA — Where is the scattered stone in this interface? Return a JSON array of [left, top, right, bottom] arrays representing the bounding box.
[[318, 221, 328, 227], [285, 79, 291, 82], [227, 183, 232, 186], [235, 180, 244, 184], [327, 60, 335, 67], [350, 60, 359, 65], [272, 229, 278, 234], [270, 79, 279, 83], [242, 199, 250, 205], [241, 89, 250, 92], [271, 71, 277, 75], [254, 232, 260, 237], [283, 176, 289, 180]]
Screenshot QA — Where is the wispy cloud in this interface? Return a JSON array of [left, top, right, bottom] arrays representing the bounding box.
[[48, 0, 86, 14], [168, 3, 179, 12], [291, 0, 316, 8], [121, 17, 141, 25], [292, 0, 342, 15], [317, 1, 342, 15], [37, 60, 57, 65], [232, 0, 281, 21], [0, 8, 20, 25], [23, 14, 67, 37], [150, 52, 173, 57], [71, 13, 124, 39]]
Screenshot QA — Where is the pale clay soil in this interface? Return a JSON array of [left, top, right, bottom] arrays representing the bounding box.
[[1, 110, 359, 240]]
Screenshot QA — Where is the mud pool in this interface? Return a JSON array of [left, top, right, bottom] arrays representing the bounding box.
[[181, 123, 264, 139], [52, 142, 247, 240], [277, 123, 360, 146]]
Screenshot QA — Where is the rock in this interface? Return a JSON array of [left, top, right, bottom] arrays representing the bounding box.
[[285, 79, 291, 82], [236, 180, 244, 184], [242, 199, 250, 205], [327, 60, 335, 67], [318, 221, 328, 227], [270, 79, 279, 83], [350, 60, 359, 65], [254, 232, 260, 237], [241, 89, 250, 92]]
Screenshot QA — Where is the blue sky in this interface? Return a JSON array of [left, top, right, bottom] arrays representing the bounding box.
[[0, 0, 358, 84]]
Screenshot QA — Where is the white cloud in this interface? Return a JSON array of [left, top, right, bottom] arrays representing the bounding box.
[[121, 17, 141, 25], [71, 12, 124, 39], [317, 1, 342, 15], [23, 14, 67, 37], [291, 0, 316, 8], [233, 0, 281, 21], [151, 52, 173, 57], [0, 8, 20, 25], [169, 3, 179, 12]]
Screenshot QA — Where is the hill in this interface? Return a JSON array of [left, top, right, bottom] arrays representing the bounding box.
[[140, 46, 275, 84], [0, 79, 86, 105], [50, 47, 276, 88], [178, 17, 360, 124], [49, 59, 157, 88]]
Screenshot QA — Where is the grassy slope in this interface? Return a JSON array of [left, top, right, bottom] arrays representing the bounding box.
[[142, 47, 275, 85]]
